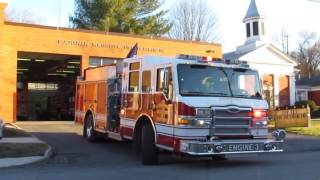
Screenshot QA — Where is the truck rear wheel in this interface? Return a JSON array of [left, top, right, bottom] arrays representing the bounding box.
[[84, 114, 97, 142], [141, 123, 158, 165]]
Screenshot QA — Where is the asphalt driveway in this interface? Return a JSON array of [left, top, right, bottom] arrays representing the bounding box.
[[0, 121, 319, 180]]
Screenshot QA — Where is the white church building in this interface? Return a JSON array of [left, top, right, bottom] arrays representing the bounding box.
[[224, 0, 298, 109]]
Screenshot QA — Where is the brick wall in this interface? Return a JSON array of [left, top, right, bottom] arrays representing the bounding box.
[[308, 91, 320, 105], [0, 2, 222, 123]]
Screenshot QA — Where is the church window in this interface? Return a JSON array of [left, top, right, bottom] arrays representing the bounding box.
[[253, 21, 259, 36], [246, 23, 251, 37]]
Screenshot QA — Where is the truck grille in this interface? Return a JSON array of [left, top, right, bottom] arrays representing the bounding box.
[[211, 106, 252, 136]]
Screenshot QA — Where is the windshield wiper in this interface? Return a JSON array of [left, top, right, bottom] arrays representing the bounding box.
[[233, 92, 263, 99], [181, 91, 205, 95], [207, 92, 230, 96], [233, 94, 250, 97]]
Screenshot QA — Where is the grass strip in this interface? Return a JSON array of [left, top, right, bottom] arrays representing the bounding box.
[[286, 121, 320, 136], [3, 127, 31, 137], [0, 143, 48, 158]]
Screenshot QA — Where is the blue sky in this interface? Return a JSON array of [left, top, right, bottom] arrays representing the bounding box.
[[5, 0, 74, 27], [4, 0, 320, 53]]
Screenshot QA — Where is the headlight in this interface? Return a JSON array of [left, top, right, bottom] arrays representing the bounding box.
[[177, 116, 211, 127], [196, 108, 211, 118], [254, 120, 268, 127], [193, 119, 211, 127]]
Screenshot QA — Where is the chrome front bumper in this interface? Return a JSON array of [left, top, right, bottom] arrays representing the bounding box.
[[180, 139, 284, 156]]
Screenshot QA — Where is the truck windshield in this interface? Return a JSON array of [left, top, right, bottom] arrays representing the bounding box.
[[177, 64, 262, 99]]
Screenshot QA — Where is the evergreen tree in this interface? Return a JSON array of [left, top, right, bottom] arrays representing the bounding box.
[[70, 0, 171, 36]]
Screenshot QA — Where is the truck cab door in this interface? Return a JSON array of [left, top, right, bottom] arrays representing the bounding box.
[[123, 61, 141, 120], [153, 65, 174, 148], [141, 70, 153, 115]]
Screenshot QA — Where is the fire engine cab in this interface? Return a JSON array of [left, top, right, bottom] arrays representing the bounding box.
[[75, 55, 285, 165]]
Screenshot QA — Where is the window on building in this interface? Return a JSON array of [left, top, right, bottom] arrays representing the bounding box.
[[246, 23, 251, 37], [28, 83, 58, 90], [253, 21, 259, 36], [142, 71, 151, 92], [297, 90, 308, 101], [89, 57, 117, 67]]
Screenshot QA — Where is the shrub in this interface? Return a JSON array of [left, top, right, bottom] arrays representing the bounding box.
[[295, 100, 318, 111]]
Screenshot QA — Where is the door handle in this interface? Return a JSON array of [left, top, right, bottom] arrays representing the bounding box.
[[150, 101, 156, 110]]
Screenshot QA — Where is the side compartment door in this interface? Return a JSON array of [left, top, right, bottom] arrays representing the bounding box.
[[96, 82, 107, 131], [75, 83, 85, 123], [84, 83, 98, 128], [153, 65, 175, 148]]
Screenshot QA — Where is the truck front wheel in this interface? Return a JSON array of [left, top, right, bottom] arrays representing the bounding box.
[[84, 114, 97, 142], [141, 123, 158, 165]]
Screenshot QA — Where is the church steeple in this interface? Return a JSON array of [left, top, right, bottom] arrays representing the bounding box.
[[244, 0, 261, 20], [243, 0, 267, 45]]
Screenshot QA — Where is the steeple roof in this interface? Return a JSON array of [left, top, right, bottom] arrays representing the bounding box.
[[244, 0, 262, 19]]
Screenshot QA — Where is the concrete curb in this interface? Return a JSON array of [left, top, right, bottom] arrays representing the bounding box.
[[0, 137, 44, 143], [7, 123, 23, 130], [0, 143, 53, 168], [0, 124, 53, 168]]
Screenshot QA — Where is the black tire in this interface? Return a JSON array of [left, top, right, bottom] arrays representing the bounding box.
[[133, 132, 142, 154], [84, 114, 97, 142], [141, 123, 158, 165]]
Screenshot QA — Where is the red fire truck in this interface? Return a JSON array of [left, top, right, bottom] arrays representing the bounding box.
[[75, 55, 285, 165]]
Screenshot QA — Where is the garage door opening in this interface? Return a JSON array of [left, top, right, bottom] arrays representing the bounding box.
[[16, 52, 81, 121]]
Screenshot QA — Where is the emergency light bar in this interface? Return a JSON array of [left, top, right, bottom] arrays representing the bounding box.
[[177, 54, 203, 61], [225, 59, 250, 67], [177, 54, 222, 63]]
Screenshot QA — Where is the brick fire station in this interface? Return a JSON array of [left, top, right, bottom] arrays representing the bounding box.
[[0, 0, 296, 124], [0, 2, 221, 123]]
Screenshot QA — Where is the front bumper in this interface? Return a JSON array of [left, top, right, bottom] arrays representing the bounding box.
[[180, 139, 283, 156]]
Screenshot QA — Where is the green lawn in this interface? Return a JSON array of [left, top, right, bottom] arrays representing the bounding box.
[[286, 121, 320, 136], [0, 143, 48, 158], [0, 126, 49, 158], [3, 126, 31, 137]]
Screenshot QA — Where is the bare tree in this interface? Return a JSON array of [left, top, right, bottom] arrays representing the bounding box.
[[168, 0, 219, 43], [272, 28, 289, 54], [5, 9, 45, 24], [291, 31, 320, 77]]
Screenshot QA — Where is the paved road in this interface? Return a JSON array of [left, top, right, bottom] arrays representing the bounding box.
[[1, 121, 320, 180]]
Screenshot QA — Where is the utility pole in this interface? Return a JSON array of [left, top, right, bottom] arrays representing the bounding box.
[[285, 33, 289, 55]]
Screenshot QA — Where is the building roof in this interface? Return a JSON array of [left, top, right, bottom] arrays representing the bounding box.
[[244, 0, 263, 20], [296, 75, 320, 87], [223, 43, 298, 66], [223, 43, 266, 61], [223, 50, 250, 62]]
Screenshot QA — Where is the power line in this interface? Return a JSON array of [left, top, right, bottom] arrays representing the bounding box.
[[308, 0, 320, 2]]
